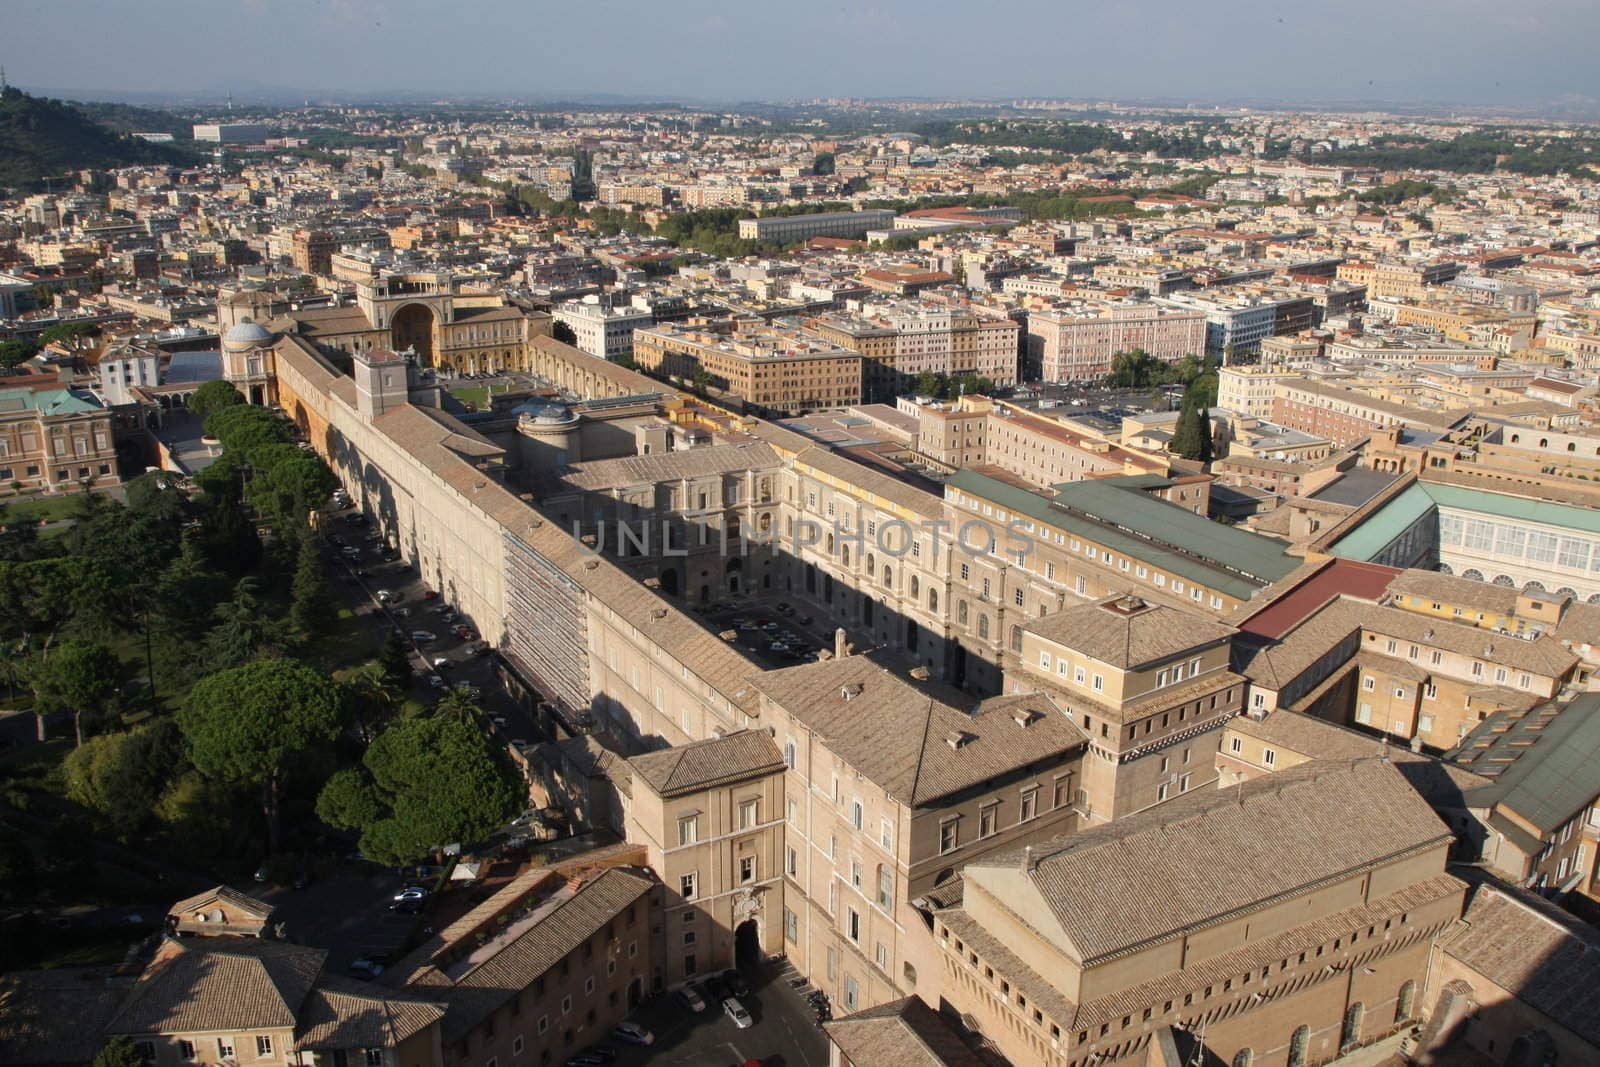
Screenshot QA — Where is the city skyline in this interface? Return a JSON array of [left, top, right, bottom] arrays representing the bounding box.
[[7, 0, 1600, 112]]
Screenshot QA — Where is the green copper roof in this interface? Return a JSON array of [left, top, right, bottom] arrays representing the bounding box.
[[1330, 480, 1600, 563], [944, 469, 1299, 599], [0, 387, 101, 416]]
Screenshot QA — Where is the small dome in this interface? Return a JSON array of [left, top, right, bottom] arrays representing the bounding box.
[[222, 320, 273, 348]]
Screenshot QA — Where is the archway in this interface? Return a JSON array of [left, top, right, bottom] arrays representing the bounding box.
[[735, 919, 761, 968], [391, 303, 438, 366], [658, 568, 679, 597]]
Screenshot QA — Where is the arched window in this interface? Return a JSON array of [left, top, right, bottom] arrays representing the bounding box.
[[957, 600, 968, 625], [1231, 1051, 1252, 1067], [883, 566, 893, 587], [977, 614, 989, 639], [910, 576, 920, 598], [866, 553, 875, 574], [1287, 1026, 1309, 1067], [1395, 981, 1415, 1023], [929, 589, 939, 612], [1568, 442, 1577, 452], [1341, 1002, 1365, 1053], [1539, 438, 1549, 448], [842, 545, 850, 566], [1010, 625, 1023, 652]]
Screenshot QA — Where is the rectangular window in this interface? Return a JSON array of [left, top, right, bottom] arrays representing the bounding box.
[[844, 976, 860, 1011], [680, 872, 697, 900], [785, 907, 798, 942], [877, 867, 893, 910], [179, 1041, 196, 1061], [850, 800, 864, 829], [1230, 737, 1243, 753], [940, 819, 959, 853], [678, 814, 699, 845], [1019, 788, 1037, 822], [739, 798, 759, 829], [847, 907, 861, 942], [218, 1039, 236, 1060], [740, 856, 756, 883], [880, 818, 893, 851], [1263, 749, 1276, 767], [256, 1036, 273, 1057], [979, 805, 996, 838]]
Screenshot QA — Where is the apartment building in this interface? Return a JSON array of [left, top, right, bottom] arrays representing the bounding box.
[[1026, 301, 1208, 382], [752, 654, 1089, 1015], [1270, 379, 1468, 447], [1234, 594, 1576, 752], [1217, 365, 1304, 420], [1158, 291, 1315, 359], [1446, 695, 1600, 897], [385, 852, 661, 1067], [552, 298, 654, 362], [621, 731, 788, 983], [632, 322, 863, 415], [934, 758, 1462, 1067], [737, 211, 897, 243], [0, 377, 122, 492], [1336, 260, 1460, 301], [292, 228, 338, 276]]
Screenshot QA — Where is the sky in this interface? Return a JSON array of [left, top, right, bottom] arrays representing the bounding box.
[[7, 0, 1600, 110]]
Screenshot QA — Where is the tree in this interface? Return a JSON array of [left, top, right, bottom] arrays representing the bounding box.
[[0, 339, 39, 369], [63, 720, 182, 838], [205, 577, 283, 669], [37, 321, 98, 347], [93, 1037, 147, 1067], [26, 641, 121, 746], [1169, 394, 1214, 464], [187, 379, 245, 421], [550, 320, 578, 346], [812, 152, 836, 176], [289, 534, 337, 640], [434, 687, 482, 725], [378, 631, 414, 692], [317, 714, 521, 865], [178, 658, 345, 852]]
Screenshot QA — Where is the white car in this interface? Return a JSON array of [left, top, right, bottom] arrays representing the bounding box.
[[377, 589, 398, 603], [722, 998, 752, 1029]]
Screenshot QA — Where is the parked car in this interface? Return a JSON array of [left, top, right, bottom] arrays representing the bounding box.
[[430, 657, 452, 670], [392, 887, 428, 903], [347, 958, 384, 980], [390, 898, 423, 914], [608, 1023, 653, 1046], [421, 589, 439, 600], [721, 969, 750, 998], [673, 986, 708, 1013], [411, 630, 437, 643], [427, 675, 446, 689], [722, 998, 753, 1029], [377, 589, 398, 603]]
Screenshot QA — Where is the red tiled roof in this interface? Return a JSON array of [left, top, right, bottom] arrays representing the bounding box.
[[1238, 558, 1400, 639]]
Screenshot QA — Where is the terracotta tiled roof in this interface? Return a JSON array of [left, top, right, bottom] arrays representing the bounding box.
[[751, 655, 1086, 807], [167, 885, 275, 922], [0, 968, 126, 1066], [108, 939, 326, 1035], [1440, 882, 1600, 1047], [964, 758, 1451, 963], [293, 981, 447, 1050], [824, 996, 987, 1067], [627, 730, 785, 798], [1025, 596, 1234, 669]]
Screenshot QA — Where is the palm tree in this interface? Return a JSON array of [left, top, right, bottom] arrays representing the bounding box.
[[342, 662, 400, 743], [434, 688, 483, 726]]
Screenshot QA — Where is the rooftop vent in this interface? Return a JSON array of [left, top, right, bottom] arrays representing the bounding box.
[[651, 608, 668, 620], [1013, 708, 1042, 728], [1103, 594, 1149, 616], [909, 665, 931, 681], [840, 683, 864, 702], [945, 730, 974, 750]]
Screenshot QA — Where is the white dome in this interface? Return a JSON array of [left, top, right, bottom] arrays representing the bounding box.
[[222, 320, 273, 348]]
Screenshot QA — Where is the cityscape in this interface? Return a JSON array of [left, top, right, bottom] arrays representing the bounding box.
[[3, 6, 1600, 1067]]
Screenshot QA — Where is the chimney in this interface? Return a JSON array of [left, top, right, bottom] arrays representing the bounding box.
[[834, 628, 850, 660], [1023, 845, 1041, 872]]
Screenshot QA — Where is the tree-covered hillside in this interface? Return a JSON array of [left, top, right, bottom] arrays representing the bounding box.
[[0, 87, 193, 192]]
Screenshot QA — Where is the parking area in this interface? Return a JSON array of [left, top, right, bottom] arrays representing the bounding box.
[[701, 601, 828, 670], [250, 864, 419, 974], [602, 959, 829, 1067], [317, 502, 547, 746]]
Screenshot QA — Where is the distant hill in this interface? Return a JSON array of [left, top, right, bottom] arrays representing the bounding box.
[[70, 99, 194, 140], [0, 87, 195, 193]]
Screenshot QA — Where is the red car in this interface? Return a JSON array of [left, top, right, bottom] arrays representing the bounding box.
[[421, 590, 439, 600]]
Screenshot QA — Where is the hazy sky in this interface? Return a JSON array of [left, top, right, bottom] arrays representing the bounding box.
[[8, 0, 1600, 108]]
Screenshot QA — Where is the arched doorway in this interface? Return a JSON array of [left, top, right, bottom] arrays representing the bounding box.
[[391, 303, 438, 366], [735, 919, 761, 968]]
